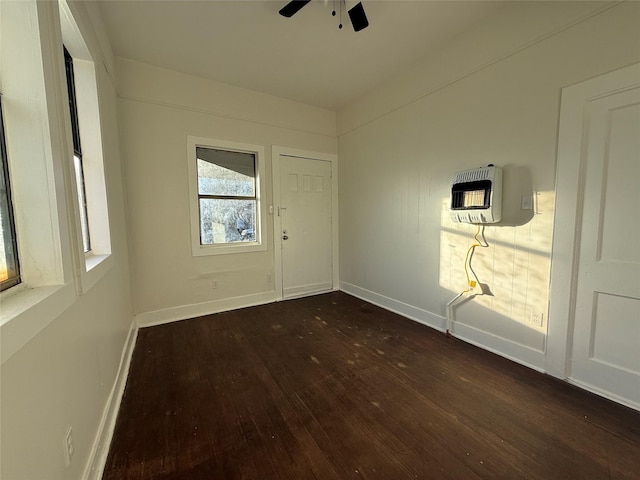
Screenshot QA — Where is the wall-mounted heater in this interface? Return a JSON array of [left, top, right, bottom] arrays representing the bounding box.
[[450, 165, 502, 224]]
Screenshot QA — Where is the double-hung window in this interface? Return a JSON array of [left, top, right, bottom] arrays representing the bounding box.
[[0, 96, 20, 291], [64, 46, 90, 253], [187, 137, 266, 255], [197, 147, 257, 244]]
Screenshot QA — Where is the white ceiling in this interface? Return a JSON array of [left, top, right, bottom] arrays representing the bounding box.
[[97, 0, 504, 110]]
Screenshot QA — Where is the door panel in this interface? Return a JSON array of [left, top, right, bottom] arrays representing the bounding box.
[[279, 156, 332, 298], [591, 292, 640, 372], [570, 86, 640, 406]]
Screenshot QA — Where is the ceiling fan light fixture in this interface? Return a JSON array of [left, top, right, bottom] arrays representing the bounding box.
[[278, 0, 312, 18], [279, 0, 369, 32]]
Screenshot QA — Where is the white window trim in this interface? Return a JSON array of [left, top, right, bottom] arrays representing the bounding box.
[[0, 0, 76, 364], [0, 282, 76, 363], [0, 0, 113, 365], [60, 0, 112, 293], [187, 136, 267, 256]]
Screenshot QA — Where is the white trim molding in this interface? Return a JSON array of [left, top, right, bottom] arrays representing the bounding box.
[[186, 136, 267, 256], [0, 283, 76, 364], [135, 291, 277, 328], [340, 282, 446, 332], [82, 320, 138, 480], [341, 282, 546, 373], [546, 62, 640, 379]]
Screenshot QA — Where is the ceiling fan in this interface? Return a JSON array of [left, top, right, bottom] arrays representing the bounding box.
[[279, 0, 369, 32]]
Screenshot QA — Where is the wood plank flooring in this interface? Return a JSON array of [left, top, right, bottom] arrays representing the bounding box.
[[102, 292, 640, 479]]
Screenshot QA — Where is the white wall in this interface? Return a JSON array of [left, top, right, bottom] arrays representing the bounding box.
[[117, 58, 337, 323], [1, 2, 637, 478], [0, 1, 134, 479], [337, 1, 640, 371]]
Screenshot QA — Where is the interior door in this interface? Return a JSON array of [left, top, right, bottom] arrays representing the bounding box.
[[279, 155, 333, 299], [569, 82, 640, 407]]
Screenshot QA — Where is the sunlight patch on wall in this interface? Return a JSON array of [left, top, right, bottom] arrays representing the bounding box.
[[439, 191, 555, 339]]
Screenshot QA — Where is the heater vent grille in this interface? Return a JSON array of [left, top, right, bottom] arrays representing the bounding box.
[[454, 167, 491, 183], [450, 165, 502, 224]]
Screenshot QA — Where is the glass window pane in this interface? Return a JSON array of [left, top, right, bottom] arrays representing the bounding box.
[[1, 97, 20, 290], [197, 147, 255, 197], [0, 207, 19, 285], [0, 212, 7, 282], [199, 198, 256, 244], [74, 155, 90, 252]]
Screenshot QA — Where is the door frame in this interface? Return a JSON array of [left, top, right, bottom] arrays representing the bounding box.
[[271, 146, 339, 300], [546, 63, 640, 383]]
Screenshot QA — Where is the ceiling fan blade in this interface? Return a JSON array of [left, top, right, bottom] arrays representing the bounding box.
[[348, 2, 369, 32], [279, 0, 312, 18]]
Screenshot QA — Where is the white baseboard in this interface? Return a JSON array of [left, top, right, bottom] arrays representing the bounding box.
[[450, 321, 546, 373], [79, 285, 636, 480], [340, 282, 545, 373], [567, 378, 640, 412], [340, 282, 446, 331], [81, 291, 276, 479], [284, 281, 333, 299], [82, 319, 138, 480], [135, 291, 278, 328]]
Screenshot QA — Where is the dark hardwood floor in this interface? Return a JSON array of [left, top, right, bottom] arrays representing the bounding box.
[[103, 292, 640, 479]]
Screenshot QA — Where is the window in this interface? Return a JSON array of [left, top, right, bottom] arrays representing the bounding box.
[[64, 46, 90, 253], [187, 137, 266, 255], [1, 0, 115, 363], [59, 0, 113, 293], [197, 147, 257, 244], [0, 96, 20, 291]]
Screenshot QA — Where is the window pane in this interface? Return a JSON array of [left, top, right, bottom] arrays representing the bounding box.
[[64, 47, 82, 155], [196, 147, 255, 197], [74, 155, 90, 252], [1, 98, 20, 290], [65, 46, 91, 253], [0, 205, 20, 287], [199, 198, 256, 244]]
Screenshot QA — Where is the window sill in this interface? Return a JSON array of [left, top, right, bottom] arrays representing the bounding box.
[[0, 282, 76, 364], [79, 252, 113, 294], [192, 241, 267, 257]]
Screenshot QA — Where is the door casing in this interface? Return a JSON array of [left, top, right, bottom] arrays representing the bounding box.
[[547, 63, 640, 410]]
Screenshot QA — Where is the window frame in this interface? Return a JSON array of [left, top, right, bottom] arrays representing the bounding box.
[[1, 0, 78, 364], [0, 95, 21, 291], [59, 0, 114, 295], [187, 136, 267, 256], [64, 46, 91, 253]]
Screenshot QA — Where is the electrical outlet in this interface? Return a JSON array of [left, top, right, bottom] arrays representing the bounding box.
[[266, 273, 272, 283], [63, 426, 74, 466], [531, 312, 543, 327]]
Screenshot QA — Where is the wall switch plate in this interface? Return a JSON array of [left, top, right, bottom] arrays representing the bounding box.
[[212, 280, 218, 289], [521, 195, 533, 210]]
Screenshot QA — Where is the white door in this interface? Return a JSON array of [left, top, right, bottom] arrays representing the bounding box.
[[278, 155, 333, 299], [554, 65, 640, 409]]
